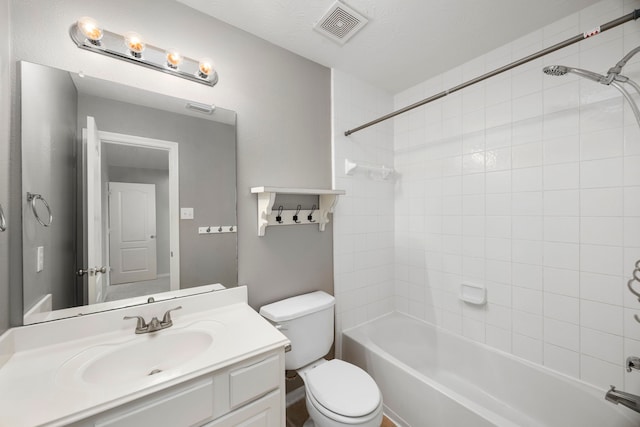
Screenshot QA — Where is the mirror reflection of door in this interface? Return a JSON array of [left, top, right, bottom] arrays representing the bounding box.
[[83, 116, 106, 304], [82, 117, 179, 305], [108, 182, 158, 285]]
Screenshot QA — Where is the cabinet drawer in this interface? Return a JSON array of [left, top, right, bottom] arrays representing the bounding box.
[[229, 355, 280, 408], [94, 377, 214, 427], [204, 389, 281, 427]]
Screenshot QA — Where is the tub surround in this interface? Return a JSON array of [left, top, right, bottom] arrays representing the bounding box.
[[0, 286, 289, 427], [343, 312, 640, 427]]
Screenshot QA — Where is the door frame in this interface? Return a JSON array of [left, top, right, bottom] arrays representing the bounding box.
[[99, 131, 180, 291]]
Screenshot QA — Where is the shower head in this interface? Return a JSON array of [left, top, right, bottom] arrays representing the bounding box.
[[542, 65, 604, 83], [543, 65, 570, 76]]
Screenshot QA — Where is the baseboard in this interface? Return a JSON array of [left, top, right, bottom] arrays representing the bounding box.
[[286, 386, 305, 407]]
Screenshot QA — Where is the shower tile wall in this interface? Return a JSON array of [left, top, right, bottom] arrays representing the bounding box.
[[331, 69, 395, 356], [394, 0, 640, 392]]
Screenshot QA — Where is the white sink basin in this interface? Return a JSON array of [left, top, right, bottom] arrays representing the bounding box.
[[56, 321, 220, 387]]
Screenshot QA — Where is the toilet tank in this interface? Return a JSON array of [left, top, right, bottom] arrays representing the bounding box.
[[259, 291, 335, 370]]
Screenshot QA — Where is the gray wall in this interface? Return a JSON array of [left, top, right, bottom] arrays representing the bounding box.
[[21, 62, 77, 312], [78, 95, 238, 289], [7, 0, 332, 327], [0, 0, 11, 334]]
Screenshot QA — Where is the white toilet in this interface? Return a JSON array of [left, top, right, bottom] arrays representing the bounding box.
[[260, 291, 383, 427]]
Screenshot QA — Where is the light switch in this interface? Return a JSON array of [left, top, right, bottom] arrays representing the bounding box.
[[180, 207, 194, 220], [36, 246, 44, 272]]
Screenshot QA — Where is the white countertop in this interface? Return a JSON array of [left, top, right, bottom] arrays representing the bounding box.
[[0, 286, 289, 427]]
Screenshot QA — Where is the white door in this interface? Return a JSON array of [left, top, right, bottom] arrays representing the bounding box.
[[109, 182, 157, 284], [85, 116, 107, 304]]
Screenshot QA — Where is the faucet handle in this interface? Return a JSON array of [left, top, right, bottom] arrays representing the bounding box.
[[627, 356, 640, 372], [161, 306, 182, 325], [123, 315, 148, 331]]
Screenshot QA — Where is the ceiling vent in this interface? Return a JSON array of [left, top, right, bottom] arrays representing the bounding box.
[[313, 1, 368, 45]]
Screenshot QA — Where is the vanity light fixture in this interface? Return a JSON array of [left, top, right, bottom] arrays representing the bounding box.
[[69, 17, 218, 87], [77, 16, 103, 45], [124, 32, 145, 58], [166, 49, 183, 69]]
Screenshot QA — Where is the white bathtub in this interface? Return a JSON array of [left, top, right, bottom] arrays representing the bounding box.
[[342, 312, 640, 427]]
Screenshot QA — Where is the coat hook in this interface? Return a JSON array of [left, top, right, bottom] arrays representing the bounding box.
[[276, 205, 284, 224], [218, 226, 223, 232], [293, 205, 302, 223], [308, 204, 317, 223]]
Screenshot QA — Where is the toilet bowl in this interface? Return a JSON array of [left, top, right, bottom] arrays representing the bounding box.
[[259, 291, 383, 427], [299, 359, 383, 427]]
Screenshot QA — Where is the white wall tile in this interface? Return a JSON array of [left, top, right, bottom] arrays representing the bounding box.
[[486, 325, 512, 352], [581, 354, 624, 390], [544, 242, 580, 270], [544, 343, 580, 378], [513, 287, 543, 315], [544, 318, 580, 351], [543, 267, 579, 298], [581, 188, 624, 216], [580, 300, 624, 336], [512, 142, 543, 169], [513, 263, 543, 290], [581, 158, 624, 188], [544, 217, 580, 243], [543, 190, 580, 216], [512, 167, 543, 192], [485, 171, 511, 193], [580, 244, 624, 276], [543, 163, 580, 190], [581, 327, 623, 365], [513, 216, 543, 240], [513, 333, 543, 364], [544, 293, 579, 324]]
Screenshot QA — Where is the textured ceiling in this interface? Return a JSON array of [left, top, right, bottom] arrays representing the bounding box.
[[177, 0, 602, 93]]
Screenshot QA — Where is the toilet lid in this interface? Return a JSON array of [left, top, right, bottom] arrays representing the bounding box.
[[306, 360, 380, 417]]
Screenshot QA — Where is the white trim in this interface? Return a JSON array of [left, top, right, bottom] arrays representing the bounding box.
[[98, 131, 180, 291], [285, 386, 306, 407]]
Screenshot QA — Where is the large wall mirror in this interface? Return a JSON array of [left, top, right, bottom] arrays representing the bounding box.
[[20, 61, 237, 325]]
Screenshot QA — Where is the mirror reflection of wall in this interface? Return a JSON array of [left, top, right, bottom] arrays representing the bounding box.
[[21, 61, 238, 324]]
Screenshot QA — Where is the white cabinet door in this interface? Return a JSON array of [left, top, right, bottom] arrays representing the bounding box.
[[203, 390, 281, 427]]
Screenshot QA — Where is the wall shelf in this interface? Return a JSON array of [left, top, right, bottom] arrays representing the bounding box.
[[250, 187, 345, 236]]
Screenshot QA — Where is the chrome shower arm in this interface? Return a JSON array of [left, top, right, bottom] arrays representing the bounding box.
[[608, 46, 640, 75]]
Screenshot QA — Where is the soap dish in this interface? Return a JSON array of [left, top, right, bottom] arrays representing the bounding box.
[[460, 282, 486, 305]]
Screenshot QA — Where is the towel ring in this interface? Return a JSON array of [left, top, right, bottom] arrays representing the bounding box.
[[27, 192, 53, 227], [0, 203, 6, 232]]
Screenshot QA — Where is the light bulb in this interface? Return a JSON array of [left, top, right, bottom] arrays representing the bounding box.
[[198, 58, 214, 78], [77, 17, 103, 45], [124, 32, 145, 58], [166, 50, 182, 69]]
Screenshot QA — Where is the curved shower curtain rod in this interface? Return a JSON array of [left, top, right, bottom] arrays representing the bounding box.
[[344, 9, 640, 136]]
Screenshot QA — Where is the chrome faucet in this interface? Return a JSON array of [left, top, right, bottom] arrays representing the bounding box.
[[605, 386, 640, 414], [123, 306, 182, 334]]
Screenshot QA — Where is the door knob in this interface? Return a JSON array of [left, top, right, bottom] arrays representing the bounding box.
[[77, 268, 95, 276], [77, 266, 107, 276], [150, 235, 156, 239]]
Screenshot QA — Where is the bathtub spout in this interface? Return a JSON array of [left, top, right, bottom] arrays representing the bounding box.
[[606, 386, 640, 413]]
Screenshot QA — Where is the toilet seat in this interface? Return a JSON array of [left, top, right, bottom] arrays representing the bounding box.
[[304, 359, 381, 421], [306, 386, 383, 426]]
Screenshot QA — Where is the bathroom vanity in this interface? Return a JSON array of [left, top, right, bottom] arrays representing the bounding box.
[[0, 287, 289, 427]]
